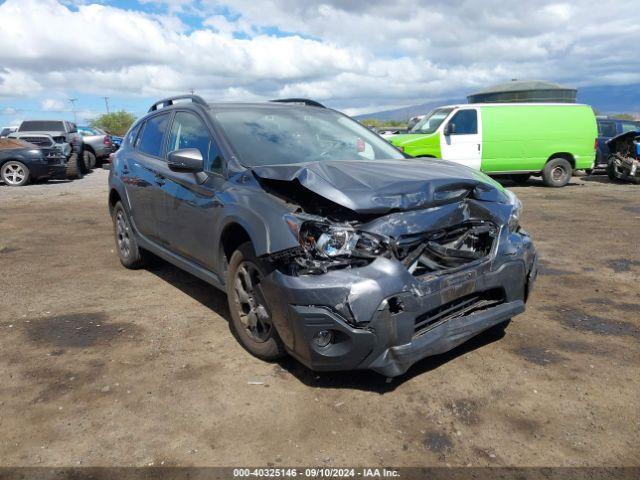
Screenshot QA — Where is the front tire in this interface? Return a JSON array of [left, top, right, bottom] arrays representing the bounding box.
[[542, 158, 572, 187], [226, 242, 286, 361], [65, 153, 83, 179], [606, 156, 618, 181], [1, 161, 30, 186], [112, 201, 148, 269]]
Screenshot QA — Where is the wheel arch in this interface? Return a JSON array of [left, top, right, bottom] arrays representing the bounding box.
[[547, 152, 575, 169], [108, 188, 122, 215], [219, 222, 253, 263]]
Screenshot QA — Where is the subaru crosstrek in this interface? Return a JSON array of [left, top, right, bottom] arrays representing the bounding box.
[[108, 95, 537, 377]]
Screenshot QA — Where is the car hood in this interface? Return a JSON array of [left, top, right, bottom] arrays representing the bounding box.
[[251, 159, 506, 215], [607, 130, 640, 150], [12, 130, 67, 137], [388, 133, 437, 147]]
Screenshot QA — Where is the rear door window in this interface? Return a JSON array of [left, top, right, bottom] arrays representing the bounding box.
[[127, 123, 142, 147], [137, 113, 170, 157], [597, 121, 616, 137]]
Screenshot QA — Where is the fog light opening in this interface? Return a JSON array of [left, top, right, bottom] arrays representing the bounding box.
[[314, 330, 334, 348]]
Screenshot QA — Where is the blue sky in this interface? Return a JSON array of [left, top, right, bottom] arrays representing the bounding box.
[[0, 0, 639, 127]]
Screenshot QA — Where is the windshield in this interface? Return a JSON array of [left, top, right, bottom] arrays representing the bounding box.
[[79, 127, 100, 135], [621, 122, 640, 133], [410, 108, 453, 134], [19, 121, 65, 132], [213, 106, 405, 167]]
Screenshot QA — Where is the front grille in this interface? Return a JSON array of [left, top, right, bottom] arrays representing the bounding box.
[[395, 221, 498, 277], [414, 288, 505, 336], [19, 136, 54, 147]]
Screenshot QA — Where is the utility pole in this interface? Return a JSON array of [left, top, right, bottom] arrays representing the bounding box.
[[189, 88, 195, 95], [103, 96, 110, 114], [68, 98, 77, 124]]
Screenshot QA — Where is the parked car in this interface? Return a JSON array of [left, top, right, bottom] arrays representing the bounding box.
[[593, 117, 640, 171], [388, 103, 598, 187], [77, 125, 114, 167], [1, 126, 18, 138], [0, 137, 68, 186], [606, 129, 640, 183], [9, 120, 86, 177], [109, 133, 123, 150], [378, 126, 406, 137], [406, 115, 425, 130], [108, 95, 537, 377]]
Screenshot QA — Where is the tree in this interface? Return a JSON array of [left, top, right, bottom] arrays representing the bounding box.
[[360, 118, 407, 128], [90, 110, 137, 136], [610, 113, 636, 121]]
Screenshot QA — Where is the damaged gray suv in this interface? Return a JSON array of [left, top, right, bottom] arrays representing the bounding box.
[[108, 95, 537, 377]]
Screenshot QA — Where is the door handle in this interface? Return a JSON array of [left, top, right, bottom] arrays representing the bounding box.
[[154, 174, 165, 186]]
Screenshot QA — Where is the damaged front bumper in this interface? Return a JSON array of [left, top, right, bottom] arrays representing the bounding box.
[[608, 154, 640, 183], [260, 229, 537, 377]]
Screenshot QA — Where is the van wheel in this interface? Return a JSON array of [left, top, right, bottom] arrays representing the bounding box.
[[227, 242, 286, 361], [112, 201, 148, 269], [542, 158, 572, 187], [509, 174, 531, 184]]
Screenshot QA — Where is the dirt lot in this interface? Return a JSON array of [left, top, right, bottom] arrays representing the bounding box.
[[0, 169, 638, 467]]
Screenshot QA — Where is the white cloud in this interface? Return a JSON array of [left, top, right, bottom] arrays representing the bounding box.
[[0, 0, 638, 113], [41, 98, 67, 112], [0, 69, 42, 97]]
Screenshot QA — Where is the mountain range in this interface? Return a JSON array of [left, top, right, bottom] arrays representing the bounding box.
[[354, 83, 640, 121]]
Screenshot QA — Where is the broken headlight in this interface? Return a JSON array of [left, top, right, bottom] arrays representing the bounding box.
[[284, 214, 385, 260], [505, 189, 523, 232]]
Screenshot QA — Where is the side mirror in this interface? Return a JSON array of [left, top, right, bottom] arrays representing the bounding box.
[[444, 122, 456, 136], [168, 148, 204, 173]]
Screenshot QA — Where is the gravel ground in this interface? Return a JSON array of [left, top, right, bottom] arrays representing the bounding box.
[[0, 169, 638, 467]]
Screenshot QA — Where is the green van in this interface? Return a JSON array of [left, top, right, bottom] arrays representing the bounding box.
[[389, 103, 597, 187]]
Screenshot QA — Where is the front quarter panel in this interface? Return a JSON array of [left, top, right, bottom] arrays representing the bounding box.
[[216, 172, 301, 259]]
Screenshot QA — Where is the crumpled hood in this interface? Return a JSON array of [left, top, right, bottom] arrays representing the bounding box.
[[252, 159, 506, 214], [607, 130, 640, 152]]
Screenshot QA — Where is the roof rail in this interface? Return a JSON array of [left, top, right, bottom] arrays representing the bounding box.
[[270, 98, 325, 108], [148, 94, 207, 113]]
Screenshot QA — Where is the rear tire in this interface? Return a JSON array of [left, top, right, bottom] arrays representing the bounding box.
[[65, 153, 83, 179], [1, 160, 30, 186], [542, 158, 572, 187], [226, 242, 286, 361], [112, 201, 148, 269], [83, 150, 96, 170], [509, 173, 531, 184]]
